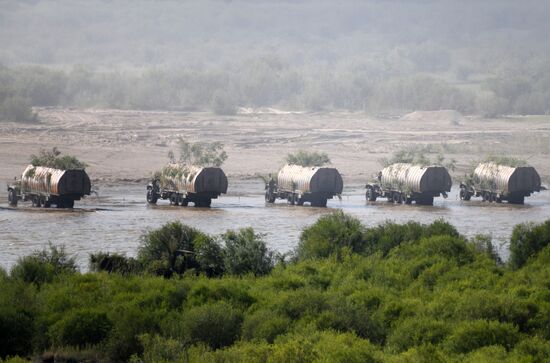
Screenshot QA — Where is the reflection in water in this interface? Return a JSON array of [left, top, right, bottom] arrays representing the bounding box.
[[1, 180, 549, 270]]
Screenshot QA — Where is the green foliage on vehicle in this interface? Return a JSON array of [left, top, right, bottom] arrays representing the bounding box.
[[286, 150, 331, 167], [30, 147, 87, 170]]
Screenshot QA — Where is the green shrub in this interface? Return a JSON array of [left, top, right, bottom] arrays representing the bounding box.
[[392, 344, 447, 363], [105, 305, 159, 362], [186, 280, 255, 310], [89, 252, 142, 275], [49, 309, 112, 348], [138, 334, 187, 363], [194, 235, 225, 277], [10, 243, 76, 285], [222, 228, 276, 276], [312, 331, 381, 363], [0, 307, 34, 358], [297, 211, 365, 260], [363, 219, 460, 257], [363, 221, 425, 257], [138, 221, 208, 277], [511, 336, 550, 362], [180, 301, 243, 349], [241, 309, 291, 343], [424, 219, 460, 239], [267, 332, 317, 363], [387, 317, 449, 352], [406, 235, 473, 266], [276, 288, 328, 320], [445, 320, 520, 353], [509, 221, 550, 269]]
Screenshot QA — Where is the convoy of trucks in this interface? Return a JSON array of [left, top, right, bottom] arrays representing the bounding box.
[[4, 157, 545, 209]]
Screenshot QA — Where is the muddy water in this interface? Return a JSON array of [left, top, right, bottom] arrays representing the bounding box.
[[1, 180, 549, 271]]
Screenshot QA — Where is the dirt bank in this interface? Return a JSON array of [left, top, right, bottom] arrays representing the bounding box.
[[1, 108, 549, 188]]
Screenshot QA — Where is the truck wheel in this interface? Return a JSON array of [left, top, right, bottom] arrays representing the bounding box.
[[417, 196, 434, 206], [460, 188, 471, 201], [287, 194, 296, 205], [146, 188, 158, 204], [195, 199, 211, 208], [43, 200, 51, 208], [265, 191, 275, 203], [509, 196, 524, 205], [392, 193, 401, 204], [405, 196, 413, 205], [32, 196, 42, 208], [297, 198, 304, 206], [8, 189, 18, 207], [169, 194, 179, 206], [317, 197, 327, 207], [366, 188, 377, 202], [177, 194, 185, 207], [180, 198, 189, 207]]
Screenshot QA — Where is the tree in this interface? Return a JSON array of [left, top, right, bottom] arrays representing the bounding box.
[[0, 96, 37, 123], [222, 228, 276, 276], [138, 221, 225, 277]]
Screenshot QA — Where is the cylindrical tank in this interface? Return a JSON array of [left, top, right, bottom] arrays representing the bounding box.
[[159, 164, 228, 194], [277, 164, 343, 194], [473, 163, 541, 193], [380, 163, 452, 193], [21, 165, 91, 196]]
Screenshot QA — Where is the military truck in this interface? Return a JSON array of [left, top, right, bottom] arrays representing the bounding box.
[[147, 164, 228, 207], [7, 165, 91, 208], [265, 164, 343, 207], [459, 162, 541, 204], [366, 163, 452, 205]]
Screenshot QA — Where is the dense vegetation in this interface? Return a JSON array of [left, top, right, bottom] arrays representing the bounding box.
[[1, 214, 550, 362], [1, 1, 550, 117], [29, 147, 87, 170]]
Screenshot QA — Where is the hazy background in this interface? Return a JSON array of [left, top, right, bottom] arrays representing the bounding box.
[[1, 0, 550, 118]]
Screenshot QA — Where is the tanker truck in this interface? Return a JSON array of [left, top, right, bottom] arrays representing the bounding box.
[[366, 163, 452, 205], [7, 165, 91, 208], [147, 164, 228, 207], [264, 164, 343, 207], [459, 162, 541, 204]]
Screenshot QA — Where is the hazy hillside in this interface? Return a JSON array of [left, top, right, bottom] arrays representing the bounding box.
[[1, 0, 549, 115]]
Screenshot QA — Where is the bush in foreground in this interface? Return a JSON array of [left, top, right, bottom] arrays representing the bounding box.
[[2, 216, 550, 362]]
